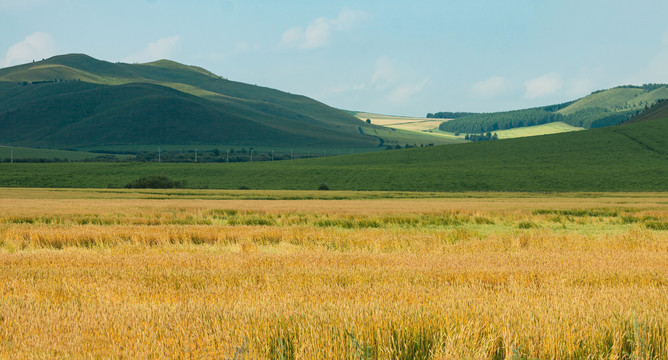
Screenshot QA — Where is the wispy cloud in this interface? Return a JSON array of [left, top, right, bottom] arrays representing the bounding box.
[[371, 56, 428, 103], [389, 79, 429, 103], [524, 73, 563, 99], [1, 32, 56, 67], [471, 76, 512, 98], [122, 36, 181, 63], [322, 56, 427, 105], [280, 7, 365, 49], [371, 56, 399, 90]]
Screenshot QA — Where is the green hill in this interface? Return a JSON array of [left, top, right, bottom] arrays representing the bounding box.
[[436, 84, 668, 133], [0, 54, 388, 150], [559, 85, 668, 115], [0, 81, 325, 147], [1, 109, 665, 192]]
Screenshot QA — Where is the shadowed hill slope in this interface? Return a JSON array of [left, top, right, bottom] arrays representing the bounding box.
[[626, 99, 668, 124], [0, 54, 380, 149]]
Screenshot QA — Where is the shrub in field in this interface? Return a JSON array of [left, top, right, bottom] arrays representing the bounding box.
[[318, 183, 330, 191], [124, 175, 186, 189]]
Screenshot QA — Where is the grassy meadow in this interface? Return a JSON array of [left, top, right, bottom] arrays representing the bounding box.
[[0, 188, 666, 359], [492, 122, 585, 139], [2, 110, 664, 192], [353, 112, 446, 132]]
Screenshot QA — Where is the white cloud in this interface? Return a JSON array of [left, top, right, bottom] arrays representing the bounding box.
[[371, 56, 427, 102], [322, 56, 427, 106], [471, 76, 512, 98], [389, 79, 429, 103], [334, 7, 366, 31], [371, 56, 399, 90], [524, 73, 563, 99], [302, 17, 331, 49], [280, 7, 365, 49], [1, 32, 56, 67], [122, 36, 181, 63]]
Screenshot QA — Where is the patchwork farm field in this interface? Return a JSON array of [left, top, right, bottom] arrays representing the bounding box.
[[0, 189, 667, 359]]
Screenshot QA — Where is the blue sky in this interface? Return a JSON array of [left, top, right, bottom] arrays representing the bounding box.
[[2, 0, 668, 116]]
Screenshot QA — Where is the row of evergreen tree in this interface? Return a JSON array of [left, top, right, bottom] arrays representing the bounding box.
[[465, 133, 498, 142]]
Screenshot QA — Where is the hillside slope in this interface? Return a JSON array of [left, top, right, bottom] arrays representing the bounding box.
[[436, 84, 668, 133], [0, 54, 380, 149], [1, 112, 666, 191], [626, 99, 668, 124]]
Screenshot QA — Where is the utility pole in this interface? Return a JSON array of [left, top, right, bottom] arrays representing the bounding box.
[[250, 149, 253, 162], [226, 149, 229, 163], [291, 149, 293, 160], [158, 147, 161, 163], [195, 149, 198, 163], [10, 150, 13, 163]]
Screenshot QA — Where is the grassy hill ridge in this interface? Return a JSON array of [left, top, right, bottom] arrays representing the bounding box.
[[0, 54, 384, 150]]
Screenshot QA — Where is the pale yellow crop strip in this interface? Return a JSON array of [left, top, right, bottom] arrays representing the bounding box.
[[0, 191, 666, 359]]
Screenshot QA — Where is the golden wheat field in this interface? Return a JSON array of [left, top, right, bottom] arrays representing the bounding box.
[[0, 188, 667, 359]]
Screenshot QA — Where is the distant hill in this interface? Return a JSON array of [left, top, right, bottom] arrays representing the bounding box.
[[435, 84, 668, 134], [2, 106, 666, 191], [0, 54, 385, 150]]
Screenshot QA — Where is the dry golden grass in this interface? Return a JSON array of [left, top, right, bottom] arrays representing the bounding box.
[[354, 112, 445, 131], [0, 189, 666, 359]]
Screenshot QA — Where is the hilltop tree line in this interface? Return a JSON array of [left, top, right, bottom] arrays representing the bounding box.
[[426, 111, 478, 119], [614, 83, 668, 91], [439, 107, 566, 133]]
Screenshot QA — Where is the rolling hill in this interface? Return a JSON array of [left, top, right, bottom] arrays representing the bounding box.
[[434, 84, 668, 134], [0, 54, 390, 150], [1, 102, 666, 191]]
